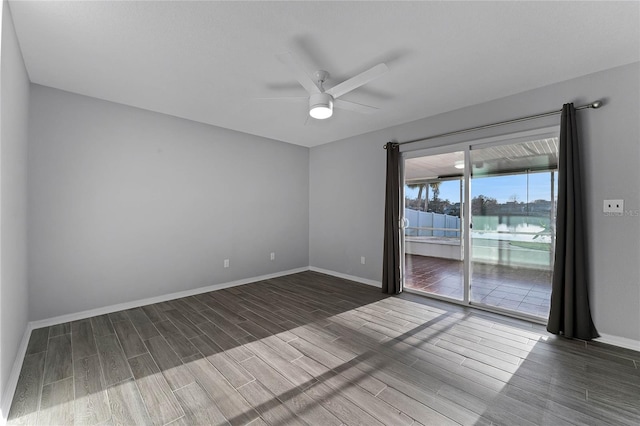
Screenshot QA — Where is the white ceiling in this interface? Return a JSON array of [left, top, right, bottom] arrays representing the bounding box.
[[8, 1, 640, 148]]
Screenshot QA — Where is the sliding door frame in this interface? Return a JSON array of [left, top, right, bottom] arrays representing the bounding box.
[[401, 126, 559, 325]]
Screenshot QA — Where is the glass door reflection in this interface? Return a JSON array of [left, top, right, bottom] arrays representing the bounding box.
[[404, 151, 465, 301], [469, 138, 558, 318]]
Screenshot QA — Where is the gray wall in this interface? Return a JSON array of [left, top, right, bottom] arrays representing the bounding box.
[[309, 130, 386, 279], [0, 0, 30, 414], [310, 62, 640, 343], [28, 85, 309, 320]]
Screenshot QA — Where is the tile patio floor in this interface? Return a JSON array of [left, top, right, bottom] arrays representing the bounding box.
[[404, 254, 552, 318]]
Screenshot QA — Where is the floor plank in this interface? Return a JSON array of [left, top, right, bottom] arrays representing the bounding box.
[[128, 353, 184, 426], [163, 309, 202, 339], [108, 310, 129, 323], [95, 334, 133, 387], [48, 322, 71, 338], [141, 304, 168, 323], [173, 382, 230, 425], [161, 329, 200, 359], [242, 340, 313, 388], [241, 355, 342, 426], [197, 307, 251, 340], [236, 380, 305, 426], [112, 319, 147, 359], [38, 377, 74, 425], [196, 321, 255, 363], [107, 379, 153, 425], [126, 307, 161, 340], [144, 335, 196, 390], [6, 271, 640, 426], [378, 386, 462, 426], [183, 355, 259, 426], [73, 354, 111, 426], [303, 378, 386, 426], [43, 334, 72, 385], [72, 319, 98, 360], [293, 355, 413, 426], [90, 314, 115, 337], [7, 352, 46, 425], [25, 328, 49, 355], [190, 334, 254, 388]]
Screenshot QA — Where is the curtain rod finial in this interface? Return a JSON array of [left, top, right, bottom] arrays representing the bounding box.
[[591, 100, 603, 109], [383, 142, 398, 150]]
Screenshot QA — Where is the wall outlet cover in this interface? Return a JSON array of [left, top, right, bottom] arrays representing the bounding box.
[[603, 199, 624, 213]]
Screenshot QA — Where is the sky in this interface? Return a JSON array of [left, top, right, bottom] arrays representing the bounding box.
[[405, 172, 558, 204]]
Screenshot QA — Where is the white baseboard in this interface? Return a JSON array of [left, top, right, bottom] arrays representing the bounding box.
[[309, 266, 381, 288], [1, 324, 33, 426], [595, 333, 640, 352], [29, 267, 309, 330]]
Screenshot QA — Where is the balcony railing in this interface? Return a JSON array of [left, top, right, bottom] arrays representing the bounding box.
[[403, 208, 555, 270]]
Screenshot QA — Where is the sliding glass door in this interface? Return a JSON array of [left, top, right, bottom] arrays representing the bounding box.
[[403, 151, 465, 301], [469, 138, 558, 318], [402, 131, 558, 321]]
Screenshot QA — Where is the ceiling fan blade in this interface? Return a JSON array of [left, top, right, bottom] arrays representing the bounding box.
[[276, 51, 321, 95], [334, 99, 379, 114], [325, 63, 388, 99]]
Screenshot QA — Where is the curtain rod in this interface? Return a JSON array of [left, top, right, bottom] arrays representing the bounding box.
[[383, 100, 603, 149]]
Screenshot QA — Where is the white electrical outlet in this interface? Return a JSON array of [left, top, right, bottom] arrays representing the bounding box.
[[270, 252, 275, 261], [224, 259, 229, 268], [361, 256, 366, 265], [603, 199, 624, 213]]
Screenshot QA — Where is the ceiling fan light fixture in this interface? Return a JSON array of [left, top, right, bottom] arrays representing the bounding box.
[[309, 93, 333, 119]]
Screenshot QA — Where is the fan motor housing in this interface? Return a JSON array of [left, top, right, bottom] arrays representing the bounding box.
[[309, 93, 333, 110], [309, 93, 334, 119]]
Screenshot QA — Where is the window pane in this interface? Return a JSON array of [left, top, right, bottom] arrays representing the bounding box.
[[470, 137, 558, 318]]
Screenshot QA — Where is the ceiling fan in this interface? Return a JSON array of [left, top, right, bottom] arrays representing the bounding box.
[[263, 51, 388, 120]]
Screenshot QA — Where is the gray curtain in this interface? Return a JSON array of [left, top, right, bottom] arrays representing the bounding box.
[[547, 103, 599, 340], [383, 142, 402, 294]]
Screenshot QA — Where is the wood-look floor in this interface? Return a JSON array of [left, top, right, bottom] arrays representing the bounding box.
[[7, 271, 640, 425], [404, 255, 552, 318]]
